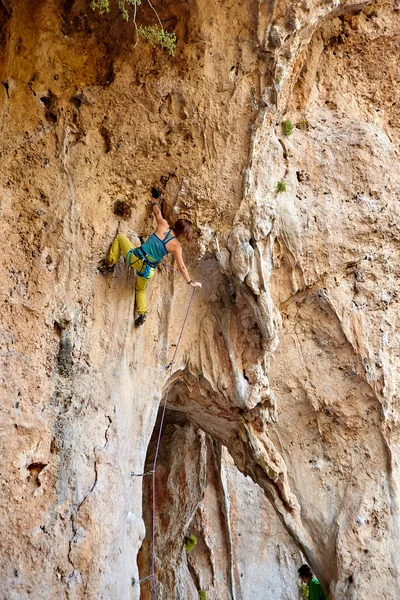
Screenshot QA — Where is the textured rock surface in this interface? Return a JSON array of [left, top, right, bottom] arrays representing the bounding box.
[[1, 0, 400, 598], [140, 415, 300, 599]]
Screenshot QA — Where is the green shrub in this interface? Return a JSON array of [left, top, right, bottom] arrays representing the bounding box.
[[90, 0, 177, 56], [277, 181, 286, 193], [281, 119, 294, 135], [138, 24, 177, 56], [184, 534, 197, 553], [91, 0, 141, 21], [199, 591, 207, 600]]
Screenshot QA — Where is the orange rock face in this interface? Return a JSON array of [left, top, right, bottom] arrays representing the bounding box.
[[1, 0, 399, 598]]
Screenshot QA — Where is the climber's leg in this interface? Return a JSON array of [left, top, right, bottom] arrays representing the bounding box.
[[107, 234, 134, 265], [135, 269, 154, 316]]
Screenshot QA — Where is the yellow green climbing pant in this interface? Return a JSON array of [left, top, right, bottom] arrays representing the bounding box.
[[107, 234, 154, 315]]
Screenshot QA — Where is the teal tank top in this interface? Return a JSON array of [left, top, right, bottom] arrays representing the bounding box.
[[138, 229, 176, 266]]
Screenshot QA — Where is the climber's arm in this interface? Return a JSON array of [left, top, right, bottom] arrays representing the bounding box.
[[172, 244, 202, 288], [151, 202, 169, 228]]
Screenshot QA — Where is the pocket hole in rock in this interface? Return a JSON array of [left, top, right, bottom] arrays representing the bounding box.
[[113, 199, 132, 220], [27, 462, 47, 488], [70, 95, 82, 108]]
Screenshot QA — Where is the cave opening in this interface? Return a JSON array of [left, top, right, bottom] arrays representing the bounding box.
[[138, 406, 234, 600], [138, 397, 301, 599]]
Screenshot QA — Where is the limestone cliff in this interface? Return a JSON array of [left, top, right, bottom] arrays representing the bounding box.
[[1, 0, 400, 598]]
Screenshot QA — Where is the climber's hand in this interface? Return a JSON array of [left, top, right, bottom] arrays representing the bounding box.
[[190, 281, 202, 289]]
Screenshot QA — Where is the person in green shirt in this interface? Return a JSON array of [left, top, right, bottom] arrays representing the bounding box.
[[298, 564, 328, 600]]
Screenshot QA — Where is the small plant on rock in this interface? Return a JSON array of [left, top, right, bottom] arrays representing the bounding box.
[[90, 0, 177, 56], [277, 181, 286, 193], [199, 591, 207, 600], [138, 24, 177, 56], [281, 119, 294, 136], [90, 0, 140, 21], [184, 533, 198, 553], [296, 118, 309, 131]]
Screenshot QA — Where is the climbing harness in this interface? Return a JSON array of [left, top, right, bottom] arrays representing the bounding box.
[[125, 248, 154, 279], [134, 246, 158, 268], [126, 229, 178, 277], [130, 266, 196, 600]]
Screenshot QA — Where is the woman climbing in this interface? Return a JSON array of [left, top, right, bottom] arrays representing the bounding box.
[[98, 200, 202, 326]]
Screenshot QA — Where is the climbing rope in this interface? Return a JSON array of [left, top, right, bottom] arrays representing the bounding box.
[[150, 285, 196, 599], [131, 263, 196, 599], [159, 259, 182, 278]]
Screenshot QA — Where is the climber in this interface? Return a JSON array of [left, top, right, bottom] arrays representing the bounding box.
[[98, 199, 202, 325], [298, 564, 327, 600]]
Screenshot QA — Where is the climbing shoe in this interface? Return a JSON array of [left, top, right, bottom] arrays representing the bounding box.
[[97, 259, 115, 275], [135, 313, 147, 326]]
